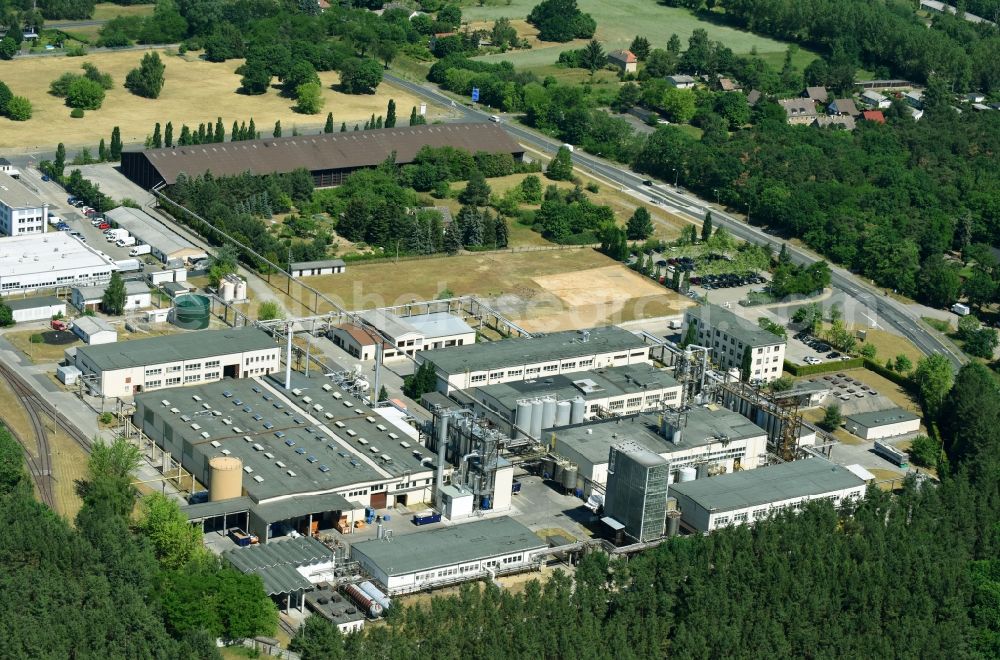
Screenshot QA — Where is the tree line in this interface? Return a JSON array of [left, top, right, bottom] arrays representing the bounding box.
[[0, 428, 276, 657]]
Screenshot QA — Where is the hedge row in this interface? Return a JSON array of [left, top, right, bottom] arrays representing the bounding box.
[[783, 357, 864, 376], [862, 358, 918, 393]]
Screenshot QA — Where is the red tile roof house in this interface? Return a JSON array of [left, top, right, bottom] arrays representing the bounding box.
[[862, 110, 886, 124], [608, 49, 638, 74]]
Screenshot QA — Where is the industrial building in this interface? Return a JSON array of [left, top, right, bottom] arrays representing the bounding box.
[[349, 517, 546, 595], [547, 405, 769, 496], [72, 281, 152, 312], [290, 259, 346, 277], [304, 586, 367, 633], [75, 327, 279, 397], [682, 304, 787, 382], [0, 232, 116, 296], [4, 295, 66, 323], [224, 536, 337, 613], [470, 364, 682, 439], [330, 311, 476, 362], [844, 408, 921, 440], [135, 374, 441, 541], [0, 172, 48, 236], [72, 316, 117, 345], [603, 442, 670, 543], [669, 459, 868, 533], [104, 207, 207, 264], [120, 123, 526, 189], [418, 326, 650, 393]]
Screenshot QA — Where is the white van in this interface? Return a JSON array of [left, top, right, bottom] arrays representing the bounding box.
[[489, 114, 501, 123], [561, 143, 575, 152]]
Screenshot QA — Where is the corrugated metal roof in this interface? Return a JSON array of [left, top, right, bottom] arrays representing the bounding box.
[[105, 207, 199, 256], [130, 123, 524, 185], [225, 536, 334, 595]]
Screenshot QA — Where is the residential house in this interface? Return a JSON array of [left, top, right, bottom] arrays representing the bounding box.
[[902, 90, 924, 109], [814, 115, 857, 130], [827, 98, 859, 117], [746, 90, 762, 106], [803, 86, 829, 102], [966, 92, 986, 103], [666, 75, 696, 89], [778, 98, 817, 125], [860, 90, 891, 109], [861, 110, 886, 124], [607, 50, 638, 74], [719, 77, 742, 92]]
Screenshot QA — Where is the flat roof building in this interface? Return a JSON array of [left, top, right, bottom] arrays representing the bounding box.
[[0, 232, 116, 296], [844, 408, 920, 441], [670, 459, 867, 533], [137, 374, 438, 540], [0, 171, 48, 237], [121, 123, 525, 189], [290, 259, 346, 277], [4, 295, 66, 323], [418, 326, 649, 393], [471, 364, 682, 438], [104, 207, 206, 264], [549, 406, 768, 495], [75, 327, 280, 397], [683, 304, 786, 382], [349, 517, 547, 595], [330, 311, 476, 362]]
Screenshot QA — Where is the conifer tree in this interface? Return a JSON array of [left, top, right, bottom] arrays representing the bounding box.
[[164, 122, 173, 148], [324, 113, 334, 133]]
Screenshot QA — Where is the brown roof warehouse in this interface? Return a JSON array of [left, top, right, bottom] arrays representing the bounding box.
[[121, 123, 525, 189]]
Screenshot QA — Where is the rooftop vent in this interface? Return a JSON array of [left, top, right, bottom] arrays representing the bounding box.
[[222, 391, 233, 398], [253, 475, 264, 483], [190, 423, 201, 430], [243, 466, 254, 473], [287, 470, 297, 477], [192, 395, 201, 402], [221, 449, 231, 455], [161, 399, 171, 406], [243, 435, 252, 442], [263, 452, 274, 459], [210, 440, 221, 448], [169, 407, 180, 414], [319, 465, 331, 473], [400, 441, 410, 448], [322, 384, 332, 392]]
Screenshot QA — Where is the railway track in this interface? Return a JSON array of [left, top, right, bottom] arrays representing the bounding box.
[[0, 362, 93, 508]]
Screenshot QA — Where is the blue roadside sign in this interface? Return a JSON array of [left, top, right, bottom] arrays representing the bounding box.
[[471, 87, 480, 102]]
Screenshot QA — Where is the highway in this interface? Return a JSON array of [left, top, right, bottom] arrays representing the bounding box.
[[387, 73, 966, 369]]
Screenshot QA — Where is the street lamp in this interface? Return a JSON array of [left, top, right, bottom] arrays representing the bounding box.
[[714, 188, 719, 205], [673, 168, 679, 187]]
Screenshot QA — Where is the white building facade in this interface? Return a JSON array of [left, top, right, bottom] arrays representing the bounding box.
[[0, 233, 116, 296], [74, 328, 281, 397], [0, 173, 48, 237], [683, 304, 786, 383]]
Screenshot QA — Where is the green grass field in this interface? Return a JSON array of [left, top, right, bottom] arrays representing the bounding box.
[[467, 0, 815, 69]]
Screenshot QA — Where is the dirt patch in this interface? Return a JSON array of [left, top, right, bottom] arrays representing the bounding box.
[[48, 428, 88, 520], [40, 330, 79, 345], [535, 265, 664, 307], [6, 329, 83, 364]]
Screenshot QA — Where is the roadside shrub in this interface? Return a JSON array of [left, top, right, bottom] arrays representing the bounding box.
[[98, 412, 115, 425], [70, 108, 85, 118], [7, 96, 32, 121]]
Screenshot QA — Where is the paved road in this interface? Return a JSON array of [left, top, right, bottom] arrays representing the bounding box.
[[385, 73, 966, 370]]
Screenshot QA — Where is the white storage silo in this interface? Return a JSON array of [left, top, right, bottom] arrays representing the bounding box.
[[555, 400, 571, 427], [541, 397, 557, 429], [570, 396, 586, 424], [678, 466, 698, 483]]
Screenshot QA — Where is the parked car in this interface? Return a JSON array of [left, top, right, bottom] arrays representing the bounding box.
[[98, 222, 110, 230], [642, 179, 654, 186], [41, 175, 51, 182], [804, 356, 822, 365], [67, 196, 77, 204], [826, 351, 841, 359]]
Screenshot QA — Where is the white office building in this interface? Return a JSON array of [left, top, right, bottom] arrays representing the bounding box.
[[844, 408, 921, 440], [418, 326, 650, 393], [350, 517, 547, 595], [74, 327, 280, 397], [669, 459, 868, 533], [0, 232, 116, 296], [683, 304, 786, 383], [0, 172, 48, 236], [330, 310, 476, 362]]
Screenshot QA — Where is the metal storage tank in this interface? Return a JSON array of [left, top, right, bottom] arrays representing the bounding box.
[[552, 461, 565, 484], [555, 400, 571, 426], [570, 396, 586, 424], [358, 581, 392, 611], [172, 294, 211, 330], [208, 456, 243, 501], [220, 279, 236, 302], [561, 464, 578, 491], [696, 463, 709, 480], [541, 397, 557, 429], [666, 512, 681, 537], [344, 584, 383, 618], [515, 401, 532, 437], [530, 399, 544, 439], [234, 278, 247, 300], [541, 457, 554, 479], [678, 466, 697, 483]]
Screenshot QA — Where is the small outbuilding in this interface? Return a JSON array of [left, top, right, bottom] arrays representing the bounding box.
[[666, 74, 696, 89], [73, 282, 152, 312], [72, 316, 117, 345], [607, 49, 638, 74], [844, 408, 921, 440], [4, 296, 67, 323], [290, 259, 346, 277]]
